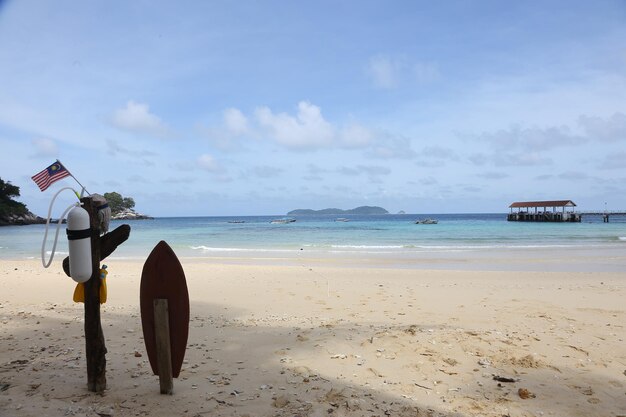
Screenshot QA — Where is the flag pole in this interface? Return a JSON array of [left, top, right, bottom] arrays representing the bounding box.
[[57, 159, 91, 196]]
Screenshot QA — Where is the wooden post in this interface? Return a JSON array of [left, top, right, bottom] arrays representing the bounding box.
[[81, 197, 107, 392], [154, 298, 173, 394]]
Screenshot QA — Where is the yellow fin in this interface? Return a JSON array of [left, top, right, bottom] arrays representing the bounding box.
[[73, 283, 85, 303], [100, 277, 107, 304]]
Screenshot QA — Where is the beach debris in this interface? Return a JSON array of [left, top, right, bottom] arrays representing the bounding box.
[[404, 325, 418, 335], [207, 396, 232, 406], [439, 369, 457, 375], [292, 365, 313, 376], [493, 375, 518, 383], [504, 354, 542, 368], [96, 408, 114, 417], [331, 354, 347, 359], [346, 398, 364, 410], [134, 351, 142, 357], [443, 357, 458, 366], [272, 395, 289, 408], [368, 367, 384, 377], [477, 358, 491, 367], [567, 345, 589, 356], [0, 383, 10, 392], [518, 388, 536, 399], [323, 387, 346, 405]]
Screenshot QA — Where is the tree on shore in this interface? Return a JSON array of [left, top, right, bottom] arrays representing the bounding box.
[[103, 192, 135, 215], [0, 178, 28, 218]]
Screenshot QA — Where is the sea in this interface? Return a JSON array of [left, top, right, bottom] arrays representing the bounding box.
[[1, 213, 626, 272]]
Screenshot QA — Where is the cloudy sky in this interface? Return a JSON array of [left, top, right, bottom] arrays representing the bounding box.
[[1, 1, 625, 216]]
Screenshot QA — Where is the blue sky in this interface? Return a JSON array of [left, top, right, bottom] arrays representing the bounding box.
[[1, 1, 625, 216]]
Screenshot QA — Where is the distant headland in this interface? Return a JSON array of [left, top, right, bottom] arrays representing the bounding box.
[[287, 206, 389, 215]]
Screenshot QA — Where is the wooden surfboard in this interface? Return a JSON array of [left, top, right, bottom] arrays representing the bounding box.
[[140, 241, 189, 378]]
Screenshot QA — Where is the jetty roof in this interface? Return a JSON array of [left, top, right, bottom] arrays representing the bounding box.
[[509, 200, 576, 208]]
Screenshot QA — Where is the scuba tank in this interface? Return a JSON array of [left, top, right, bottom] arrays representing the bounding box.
[[67, 205, 92, 283]]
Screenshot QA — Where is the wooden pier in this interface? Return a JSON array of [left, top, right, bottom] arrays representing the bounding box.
[[507, 200, 581, 222], [579, 211, 626, 223]]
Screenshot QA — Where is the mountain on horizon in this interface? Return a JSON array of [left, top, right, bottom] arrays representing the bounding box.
[[287, 206, 389, 215]]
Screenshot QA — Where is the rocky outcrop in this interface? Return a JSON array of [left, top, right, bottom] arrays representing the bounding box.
[[0, 210, 46, 226], [111, 209, 153, 220]]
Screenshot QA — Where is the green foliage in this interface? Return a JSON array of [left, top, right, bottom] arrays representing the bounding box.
[[103, 191, 135, 214], [0, 178, 28, 217], [122, 197, 135, 210]]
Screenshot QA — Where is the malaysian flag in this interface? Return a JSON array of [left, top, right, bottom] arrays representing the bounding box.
[[31, 161, 71, 191]]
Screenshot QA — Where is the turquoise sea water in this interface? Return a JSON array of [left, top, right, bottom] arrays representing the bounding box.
[[1, 214, 625, 266]]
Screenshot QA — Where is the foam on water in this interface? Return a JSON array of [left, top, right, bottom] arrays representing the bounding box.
[[2, 213, 626, 261]]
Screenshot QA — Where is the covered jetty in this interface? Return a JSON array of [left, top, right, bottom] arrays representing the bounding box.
[[507, 200, 581, 222]]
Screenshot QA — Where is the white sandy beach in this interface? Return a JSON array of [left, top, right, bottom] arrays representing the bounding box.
[[1, 258, 625, 417]]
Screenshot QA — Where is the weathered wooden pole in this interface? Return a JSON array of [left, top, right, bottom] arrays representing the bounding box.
[[153, 299, 174, 394], [81, 197, 107, 392]]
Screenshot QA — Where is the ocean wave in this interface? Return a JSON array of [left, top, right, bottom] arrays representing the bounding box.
[[330, 244, 405, 249], [190, 245, 292, 253], [46, 250, 69, 256], [619, 237, 626, 241], [305, 242, 616, 252]]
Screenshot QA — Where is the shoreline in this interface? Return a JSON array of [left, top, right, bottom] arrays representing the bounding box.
[[1, 258, 625, 416], [5, 244, 626, 273]]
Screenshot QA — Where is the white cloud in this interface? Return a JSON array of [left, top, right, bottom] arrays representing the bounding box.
[[208, 101, 409, 157], [493, 152, 552, 167], [111, 101, 170, 138], [367, 56, 441, 89], [224, 108, 248, 135], [468, 112, 626, 169], [31, 137, 58, 157], [255, 101, 334, 149], [366, 134, 416, 159], [339, 124, 374, 148], [480, 125, 585, 151], [579, 112, 626, 142]]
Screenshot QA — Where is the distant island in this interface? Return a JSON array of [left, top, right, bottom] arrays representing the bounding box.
[[104, 191, 153, 220], [287, 206, 389, 215]]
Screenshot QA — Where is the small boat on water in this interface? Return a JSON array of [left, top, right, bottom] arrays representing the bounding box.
[[415, 218, 438, 224], [270, 218, 296, 224], [334, 218, 350, 222]]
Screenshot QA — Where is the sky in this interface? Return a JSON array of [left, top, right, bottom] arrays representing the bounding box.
[[1, 0, 625, 216]]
